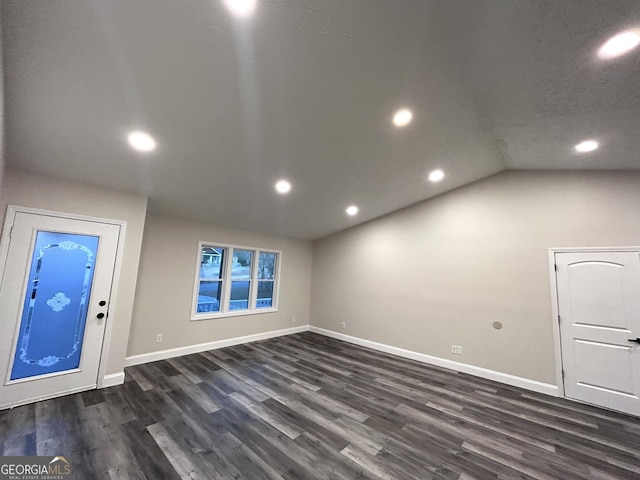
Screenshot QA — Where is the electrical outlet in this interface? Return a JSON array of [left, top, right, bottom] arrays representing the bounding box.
[[156, 334, 163, 343], [451, 345, 462, 355], [292, 315, 297, 323], [341, 322, 346, 329]]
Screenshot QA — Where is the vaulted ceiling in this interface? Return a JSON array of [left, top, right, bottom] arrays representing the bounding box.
[[2, 0, 640, 239]]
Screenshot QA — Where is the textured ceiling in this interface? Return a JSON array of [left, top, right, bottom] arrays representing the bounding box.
[[2, 0, 640, 239]]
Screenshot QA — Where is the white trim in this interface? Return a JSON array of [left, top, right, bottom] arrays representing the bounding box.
[[124, 325, 309, 367], [191, 306, 278, 321], [101, 372, 125, 388], [548, 247, 640, 404], [124, 322, 560, 397], [1, 205, 127, 395], [549, 246, 640, 253], [97, 221, 127, 388], [309, 326, 559, 397], [548, 250, 566, 397], [0, 385, 96, 411], [191, 241, 282, 321], [2, 205, 128, 226]]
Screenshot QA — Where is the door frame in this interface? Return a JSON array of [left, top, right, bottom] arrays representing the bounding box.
[[0, 205, 127, 393], [548, 246, 640, 401]]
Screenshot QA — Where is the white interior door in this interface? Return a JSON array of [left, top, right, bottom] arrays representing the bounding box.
[[555, 251, 640, 417], [0, 210, 120, 409]]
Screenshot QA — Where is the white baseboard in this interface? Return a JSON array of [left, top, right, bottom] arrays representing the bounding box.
[[0, 385, 96, 411], [124, 325, 310, 367], [309, 326, 559, 397], [101, 372, 125, 388], [123, 323, 558, 397]]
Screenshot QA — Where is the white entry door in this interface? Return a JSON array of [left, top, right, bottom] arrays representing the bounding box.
[[0, 209, 121, 409], [555, 251, 640, 416]]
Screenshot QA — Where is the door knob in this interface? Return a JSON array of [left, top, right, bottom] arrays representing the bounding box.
[[97, 313, 105, 319], [99, 300, 107, 306], [628, 338, 640, 344]]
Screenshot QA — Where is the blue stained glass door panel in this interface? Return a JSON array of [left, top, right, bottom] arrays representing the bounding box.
[[10, 231, 99, 381]]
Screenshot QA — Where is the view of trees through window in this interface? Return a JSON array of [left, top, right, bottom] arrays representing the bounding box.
[[195, 244, 279, 317], [230, 249, 252, 310], [257, 252, 276, 308]]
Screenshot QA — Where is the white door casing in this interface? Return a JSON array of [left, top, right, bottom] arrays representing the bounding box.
[[553, 250, 640, 417], [0, 206, 125, 409]]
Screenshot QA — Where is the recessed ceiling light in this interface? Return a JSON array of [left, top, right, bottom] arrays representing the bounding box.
[[574, 140, 599, 153], [223, 0, 257, 17], [392, 109, 413, 127], [275, 180, 291, 194], [346, 205, 359, 216], [428, 169, 445, 183], [598, 30, 640, 59], [127, 131, 156, 152]]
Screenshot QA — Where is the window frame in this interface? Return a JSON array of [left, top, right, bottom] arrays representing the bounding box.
[[191, 241, 282, 321], [197, 245, 227, 315], [255, 251, 278, 310]]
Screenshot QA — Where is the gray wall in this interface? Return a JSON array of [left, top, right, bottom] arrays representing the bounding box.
[[310, 170, 640, 384], [127, 213, 312, 357], [5, 167, 637, 384], [0, 8, 4, 193], [0, 167, 148, 375]]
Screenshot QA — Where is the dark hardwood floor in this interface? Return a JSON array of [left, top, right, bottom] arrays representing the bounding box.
[[1, 332, 639, 479]]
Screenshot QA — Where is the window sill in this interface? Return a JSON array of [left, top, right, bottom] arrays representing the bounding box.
[[190, 307, 278, 321]]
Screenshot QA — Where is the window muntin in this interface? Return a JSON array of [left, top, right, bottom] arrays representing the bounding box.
[[257, 251, 277, 308], [197, 246, 226, 313], [229, 249, 253, 311], [193, 243, 280, 319]]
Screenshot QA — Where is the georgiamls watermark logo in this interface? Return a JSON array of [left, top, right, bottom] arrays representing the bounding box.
[[0, 456, 72, 479]]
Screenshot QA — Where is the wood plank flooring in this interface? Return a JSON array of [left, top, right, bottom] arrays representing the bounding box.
[[2, 332, 639, 479]]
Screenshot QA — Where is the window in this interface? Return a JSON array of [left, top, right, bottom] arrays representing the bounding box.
[[257, 252, 277, 308], [193, 242, 280, 319], [197, 246, 225, 313]]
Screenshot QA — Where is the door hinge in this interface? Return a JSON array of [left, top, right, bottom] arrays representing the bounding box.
[[554, 264, 558, 272], [9, 225, 13, 238], [561, 370, 565, 381], [557, 315, 560, 323]]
